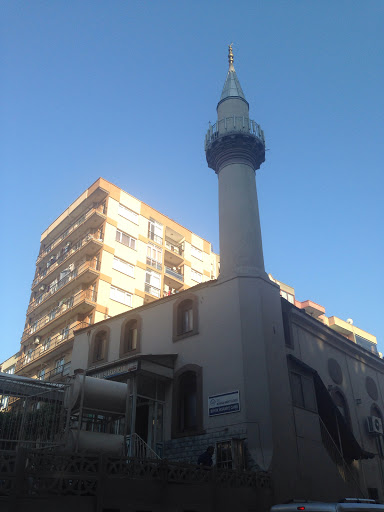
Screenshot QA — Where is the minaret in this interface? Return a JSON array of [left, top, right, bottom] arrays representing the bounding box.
[[205, 45, 266, 279]]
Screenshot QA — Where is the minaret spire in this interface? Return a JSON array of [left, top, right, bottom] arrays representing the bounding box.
[[228, 43, 235, 71]]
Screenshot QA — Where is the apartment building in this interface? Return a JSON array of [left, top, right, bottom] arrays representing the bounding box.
[[16, 178, 219, 382], [269, 274, 379, 355]]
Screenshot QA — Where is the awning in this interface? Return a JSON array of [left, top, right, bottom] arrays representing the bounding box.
[[288, 355, 374, 461]]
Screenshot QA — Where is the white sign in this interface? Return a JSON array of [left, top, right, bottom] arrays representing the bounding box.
[[92, 361, 138, 379], [208, 390, 240, 416]]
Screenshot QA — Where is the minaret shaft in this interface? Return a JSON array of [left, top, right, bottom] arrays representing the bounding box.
[[218, 162, 265, 277]]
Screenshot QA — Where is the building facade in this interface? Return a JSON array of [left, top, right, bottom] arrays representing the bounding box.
[[16, 178, 219, 382]]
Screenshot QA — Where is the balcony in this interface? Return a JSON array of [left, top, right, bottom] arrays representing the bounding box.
[[144, 283, 162, 298], [22, 289, 97, 343], [32, 232, 103, 290], [148, 230, 163, 245], [45, 361, 71, 382], [16, 323, 88, 372], [164, 238, 184, 266], [146, 257, 162, 271], [204, 116, 265, 151], [164, 266, 184, 291], [36, 203, 106, 265], [28, 260, 100, 315]]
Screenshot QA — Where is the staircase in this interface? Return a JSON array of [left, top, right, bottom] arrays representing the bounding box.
[[126, 433, 161, 459]]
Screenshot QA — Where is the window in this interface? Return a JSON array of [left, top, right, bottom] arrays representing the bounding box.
[[191, 269, 202, 283], [182, 304, 193, 333], [172, 365, 203, 437], [191, 246, 203, 261], [61, 326, 69, 340], [145, 268, 161, 297], [49, 308, 57, 321], [123, 320, 137, 353], [89, 328, 110, 365], [173, 295, 199, 341], [25, 348, 33, 364], [330, 389, 351, 426], [38, 368, 46, 381], [113, 256, 134, 277], [110, 285, 132, 306], [355, 334, 378, 354], [55, 358, 65, 375], [146, 243, 162, 270], [118, 204, 139, 224], [216, 439, 245, 470], [289, 371, 317, 412], [178, 372, 197, 432], [281, 290, 294, 304], [43, 337, 51, 351], [4, 365, 15, 375], [148, 219, 163, 244], [116, 229, 136, 250]]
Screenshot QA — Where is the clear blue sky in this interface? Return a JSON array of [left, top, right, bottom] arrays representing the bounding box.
[[1, 1, 383, 364]]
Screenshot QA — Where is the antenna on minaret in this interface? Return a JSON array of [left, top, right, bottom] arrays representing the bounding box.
[[228, 43, 235, 71]]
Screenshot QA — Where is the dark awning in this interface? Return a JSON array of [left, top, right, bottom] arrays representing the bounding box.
[[288, 355, 374, 461]]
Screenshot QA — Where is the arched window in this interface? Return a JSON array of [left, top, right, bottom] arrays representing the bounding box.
[[179, 372, 197, 432], [173, 294, 199, 342], [89, 328, 110, 365], [123, 320, 137, 352], [331, 389, 350, 426], [172, 364, 203, 437], [119, 316, 141, 357]]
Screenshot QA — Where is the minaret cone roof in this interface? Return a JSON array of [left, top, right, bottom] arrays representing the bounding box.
[[219, 44, 247, 103]]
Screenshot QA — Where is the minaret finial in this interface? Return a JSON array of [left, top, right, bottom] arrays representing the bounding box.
[[228, 43, 235, 71]]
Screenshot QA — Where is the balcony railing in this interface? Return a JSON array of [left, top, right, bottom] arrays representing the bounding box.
[[144, 283, 161, 298], [43, 361, 71, 382], [165, 239, 184, 256], [17, 323, 89, 372], [148, 230, 163, 245], [22, 290, 97, 342], [146, 257, 162, 271], [165, 266, 184, 282], [33, 232, 103, 288], [205, 116, 265, 151], [28, 260, 100, 314], [36, 203, 106, 264]]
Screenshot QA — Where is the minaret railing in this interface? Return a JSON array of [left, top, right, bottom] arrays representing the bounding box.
[[205, 116, 265, 150]]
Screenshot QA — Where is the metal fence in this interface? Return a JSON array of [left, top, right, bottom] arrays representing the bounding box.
[[0, 373, 67, 451]]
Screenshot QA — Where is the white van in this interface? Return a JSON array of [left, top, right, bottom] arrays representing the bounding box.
[[271, 499, 384, 512]]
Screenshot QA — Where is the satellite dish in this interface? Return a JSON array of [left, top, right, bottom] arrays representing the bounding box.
[[346, 318, 353, 325]]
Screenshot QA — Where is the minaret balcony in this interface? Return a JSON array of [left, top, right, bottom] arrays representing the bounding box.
[[204, 116, 265, 151]]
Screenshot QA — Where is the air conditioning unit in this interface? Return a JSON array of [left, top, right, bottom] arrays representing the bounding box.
[[33, 336, 41, 345], [367, 416, 383, 435]]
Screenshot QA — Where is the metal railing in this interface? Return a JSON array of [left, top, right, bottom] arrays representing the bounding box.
[[17, 323, 89, 371], [148, 230, 163, 245], [22, 290, 96, 342], [36, 203, 106, 264], [127, 433, 161, 459], [165, 239, 184, 256], [32, 232, 103, 288], [146, 257, 162, 271], [43, 361, 71, 382], [165, 266, 184, 282], [28, 260, 100, 314], [144, 283, 161, 298], [319, 417, 365, 496], [205, 116, 265, 150]]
